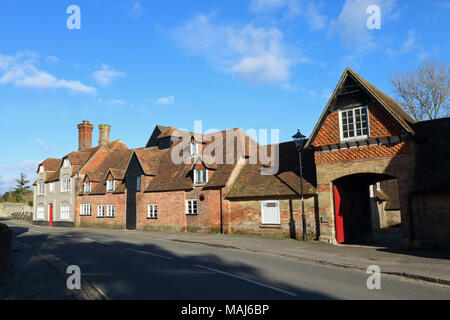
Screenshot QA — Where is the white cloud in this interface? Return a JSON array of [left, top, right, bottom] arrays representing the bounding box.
[[46, 56, 58, 63], [329, 0, 396, 51], [0, 160, 39, 194], [130, 1, 143, 18], [156, 96, 175, 105], [173, 14, 304, 86], [0, 52, 96, 95], [249, 0, 288, 13], [33, 138, 49, 150], [305, 2, 328, 31], [92, 64, 126, 86], [249, 0, 326, 28], [386, 30, 415, 57], [105, 99, 127, 105]]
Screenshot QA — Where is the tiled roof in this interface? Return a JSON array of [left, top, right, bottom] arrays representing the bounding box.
[[138, 128, 260, 192], [81, 149, 134, 195], [107, 139, 127, 150], [227, 142, 317, 198], [38, 158, 61, 173]]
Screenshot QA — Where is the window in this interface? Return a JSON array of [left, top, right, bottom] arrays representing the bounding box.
[[190, 140, 198, 157], [106, 179, 115, 192], [194, 169, 208, 185], [61, 204, 71, 220], [339, 106, 369, 141], [137, 176, 141, 192], [37, 206, 45, 220], [80, 204, 91, 216], [148, 204, 158, 219], [107, 205, 115, 218], [49, 182, 54, 193], [63, 158, 70, 168], [261, 201, 280, 225], [37, 183, 45, 195], [61, 178, 71, 192], [186, 199, 198, 215], [97, 205, 105, 218], [84, 182, 91, 193]]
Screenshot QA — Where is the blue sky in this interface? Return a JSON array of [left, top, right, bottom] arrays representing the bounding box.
[[0, 0, 449, 192]]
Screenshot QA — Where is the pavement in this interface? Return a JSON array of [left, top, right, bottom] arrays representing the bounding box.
[[1, 219, 449, 299]]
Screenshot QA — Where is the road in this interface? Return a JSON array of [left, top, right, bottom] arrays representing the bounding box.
[[4, 222, 450, 300]]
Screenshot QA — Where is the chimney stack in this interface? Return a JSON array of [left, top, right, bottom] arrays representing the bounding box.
[[77, 120, 94, 151], [98, 124, 111, 146]]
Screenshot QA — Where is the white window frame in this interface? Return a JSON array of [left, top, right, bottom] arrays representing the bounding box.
[[60, 204, 71, 220], [61, 178, 71, 192], [63, 158, 70, 168], [80, 204, 92, 216], [186, 199, 198, 215], [148, 204, 158, 219], [106, 205, 115, 218], [36, 205, 45, 220], [84, 182, 91, 193], [190, 140, 198, 157], [106, 179, 115, 192], [37, 183, 45, 196], [97, 205, 105, 218], [339, 106, 370, 142], [194, 168, 208, 185], [261, 201, 280, 225], [49, 182, 54, 193]]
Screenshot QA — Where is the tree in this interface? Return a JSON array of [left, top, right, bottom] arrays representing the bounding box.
[[390, 59, 450, 121], [13, 173, 31, 202]]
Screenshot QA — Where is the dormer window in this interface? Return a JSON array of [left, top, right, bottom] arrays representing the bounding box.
[[84, 182, 91, 193], [63, 158, 70, 168], [339, 106, 369, 142], [106, 179, 115, 192], [190, 139, 198, 157], [194, 168, 207, 185]]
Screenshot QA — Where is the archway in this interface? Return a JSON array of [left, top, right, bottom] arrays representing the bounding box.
[[333, 173, 402, 245]]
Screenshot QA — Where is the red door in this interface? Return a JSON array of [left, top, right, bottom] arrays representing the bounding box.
[[333, 182, 345, 243], [49, 205, 53, 227]]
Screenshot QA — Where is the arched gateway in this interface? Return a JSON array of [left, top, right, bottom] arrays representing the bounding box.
[[305, 68, 417, 245]]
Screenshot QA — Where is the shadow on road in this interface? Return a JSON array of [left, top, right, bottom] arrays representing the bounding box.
[[6, 225, 332, 300]]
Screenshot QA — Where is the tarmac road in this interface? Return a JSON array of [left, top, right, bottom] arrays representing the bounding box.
[[3, 222, 450, 300]]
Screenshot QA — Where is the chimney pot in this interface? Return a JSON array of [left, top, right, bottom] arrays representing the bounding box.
[[77, 121, 94, 151], [98, 124, 111, 146]]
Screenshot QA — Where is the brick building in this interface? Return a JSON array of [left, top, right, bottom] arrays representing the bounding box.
[[34, 68, 449, 248], [304, 68, 449, 247], [33, 121, 127, 227]]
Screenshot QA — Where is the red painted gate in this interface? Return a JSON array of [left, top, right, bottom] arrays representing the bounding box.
[[333, 182, 345, 243]]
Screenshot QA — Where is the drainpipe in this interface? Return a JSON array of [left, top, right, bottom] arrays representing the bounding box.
[[219, 188, 223, 234]]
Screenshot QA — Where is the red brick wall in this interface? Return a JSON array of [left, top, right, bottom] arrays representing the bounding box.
[[225, 197, 317, 239], [315, 142, 412, 164], [136, 188, 222, 233], [76, 193, 126, 229], [314, 103, 403, 147]]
